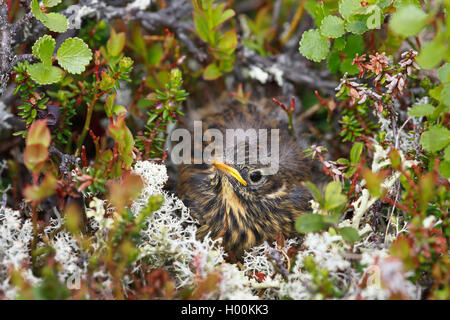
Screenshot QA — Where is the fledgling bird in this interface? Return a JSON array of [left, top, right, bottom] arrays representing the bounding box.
[[176, 98, 313, 257]]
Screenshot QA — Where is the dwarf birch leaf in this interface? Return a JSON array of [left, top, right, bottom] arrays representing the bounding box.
[[320, 15, 345, 39], [31, 0, 47, 22], [339, 0, 362, 20], [420, 126, 450, 152], [444, 145, 450, 162], [27, 63, 63, 85], [32, 35, 55, 66], [57, 37, 93, 74], [43, 12, 68, 33], [299, 29, 330, 62], [389, 5, 427, 37], [408, 104, 435, 117], [439, 161, 450, 179]]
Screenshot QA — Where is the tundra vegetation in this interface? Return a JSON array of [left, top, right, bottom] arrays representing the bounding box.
[[0, 0, 448, 300]]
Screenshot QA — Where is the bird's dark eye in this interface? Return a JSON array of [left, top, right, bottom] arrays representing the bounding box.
[[249, 170, 263, 183]]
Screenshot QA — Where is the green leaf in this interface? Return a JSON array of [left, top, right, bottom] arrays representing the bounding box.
[[339, 0, 362, 20], [32, 35, 55, 66], [389, 5, 427, 37], [327, 51, 341, 74], [147, 43, 164, 65], [322, 213, 340, 225], [343, 34, 364, 57], [43, 0, 62, 7], [394, 0, 420, 8], [366, 5, 382, 29], [107, 29, 126, 57], [214, 9, 235, 28], [444, 145, 450, 162], [333, 37, 346, 50], [339, 227, 360, 243], [340, 57, 359, 75], [31, 0, 47, 22], [323, 181, 347, 212], [27, 119, 51, 147], [57, 37, 93, 74], [43, 12, 68, 33], [350, 142, 364, 164], [193, 11, 210, 43], [438, 63, 450, 83], [408, 103, 435, 117], [320, 15, 345, 39], [303, 181, 323, 204], [24, 174, 57, 201], [305, 0, 328, 27], [441, 83, 450, 106], [27, 63, 63, 85], [416, 34, 447, 70], [420, 126, 450, 153], [345, 18, 368, 35], [362, 168, 383, 197], [299, 29, 330, 62], [218, 29, 237, 50], [439, 161, 450, 179], [295, 214, 327, 234], [203, 62, 222, 80]]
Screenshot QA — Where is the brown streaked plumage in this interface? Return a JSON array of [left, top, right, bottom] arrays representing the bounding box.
[[176, 98, 312, 257]]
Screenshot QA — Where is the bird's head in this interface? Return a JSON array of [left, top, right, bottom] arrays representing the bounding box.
[[177, 141, 312, 255]]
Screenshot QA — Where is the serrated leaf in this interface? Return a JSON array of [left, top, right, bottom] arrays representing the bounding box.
[[339, 227, 360, 243], [27, 63, 63, 85], [299, 29, 330, 62], [320, 15, 345, 39], [32, 35, 55, 66], [43, 12, 68, 33], [31, 0, 47, 22], [43, 0, 62, 7], [57, 37, 93, 74], [444, 145, 450, 162], [420, 126, 450, 153], [295, 214, 327, 234], [389, 5, 427, 37], [366, 6, 382, 29], [345, 18, 368, 35], [394, 0, 420, 8], [339, 0, 362, 20], [408, 103, 435, 117]]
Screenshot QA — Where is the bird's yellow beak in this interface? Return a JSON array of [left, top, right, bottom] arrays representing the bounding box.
[[212, 161, 247, 186]]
